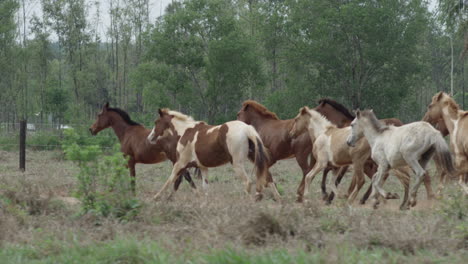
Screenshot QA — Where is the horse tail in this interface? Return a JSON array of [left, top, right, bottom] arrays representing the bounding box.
[[245, 126, 270, 187], [433, 133, 456, 179]]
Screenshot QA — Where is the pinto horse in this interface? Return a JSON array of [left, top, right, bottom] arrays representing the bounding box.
[[147, 108, 281, 201], [89, 103, 196, 193], [347, 110, 454, 209]]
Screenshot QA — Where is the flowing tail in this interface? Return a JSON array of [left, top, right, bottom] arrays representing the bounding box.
[[433, 134, 456, 179], [245, 127, 270, 187], [244, 126, 282, 201]]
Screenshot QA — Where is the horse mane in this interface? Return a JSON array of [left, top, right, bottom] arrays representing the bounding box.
[[305, 107, 334, 128], [242, 100, 279, 120], [161, 108, 196, 122], [108, 107, 141, 126], [361, 110, 388, 132], [318, 98, 355, 120]]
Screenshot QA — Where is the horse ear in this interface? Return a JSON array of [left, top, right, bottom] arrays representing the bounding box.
[[436, 91, 444, 101], [355, 109, 361, 117], [158, 108, 164, 116], [103, 102, 109, 111], [244, 104, 249, 111], [300, 107, 308, 115]]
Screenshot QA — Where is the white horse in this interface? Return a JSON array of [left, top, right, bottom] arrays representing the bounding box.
[[347, 109, 454, 209]]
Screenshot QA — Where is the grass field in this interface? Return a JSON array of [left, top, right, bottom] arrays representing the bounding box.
[[0, 150, 467, 263]]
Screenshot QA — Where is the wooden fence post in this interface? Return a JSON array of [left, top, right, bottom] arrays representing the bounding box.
[[19, 120, 26, 171]]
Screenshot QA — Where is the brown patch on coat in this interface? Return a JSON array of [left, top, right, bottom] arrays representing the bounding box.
[[179, 123, 232, 167]]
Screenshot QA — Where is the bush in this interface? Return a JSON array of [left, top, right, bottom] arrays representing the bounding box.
[[27, 132, 62, 150], [62, 129, 140, 221]]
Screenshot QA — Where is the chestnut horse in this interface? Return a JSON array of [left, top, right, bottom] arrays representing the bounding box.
[[148, 108, 281, 201], [423, 92, 468, 194], [237, 101, 314, 202], [89, 103, 196, 193]]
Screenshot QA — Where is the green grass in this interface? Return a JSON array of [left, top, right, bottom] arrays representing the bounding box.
[[0, 237, 464, 264]]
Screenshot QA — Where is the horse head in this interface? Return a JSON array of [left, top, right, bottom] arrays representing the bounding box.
[[147, 108, 175, 144], [89, 102, 111, 135]]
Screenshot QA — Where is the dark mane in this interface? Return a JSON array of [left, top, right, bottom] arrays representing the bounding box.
[[318, 98, 355, 120], [108, 107, 141, 126], [361, 110, 388, 132], [242, 100, 279, 120]]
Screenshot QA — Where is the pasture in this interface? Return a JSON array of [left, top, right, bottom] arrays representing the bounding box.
[[0, 150, 466, 263]]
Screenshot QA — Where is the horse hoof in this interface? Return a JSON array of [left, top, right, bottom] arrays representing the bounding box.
[[386, 193, 400, 199], [296, 195, 304, 203], [255, 193, 263, 202], [359, 199, 366, 205], [399, 204, 409, 211], [409, 199, 417, 207], [322, 193, 329, 201]]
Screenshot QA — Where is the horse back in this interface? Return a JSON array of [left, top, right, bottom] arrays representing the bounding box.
[[181, 123, 232, 167], [255, 118, 301, 161]]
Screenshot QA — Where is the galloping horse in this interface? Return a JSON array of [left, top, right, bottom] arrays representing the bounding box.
[[347, 110, 454, 209], [148, 108, 281, 201], [291, 107, 409, 205], [423, 92, 468, 194], [315, 99, 434, 202], [89, 103, 196, 193], [237, 101, 313, 202]]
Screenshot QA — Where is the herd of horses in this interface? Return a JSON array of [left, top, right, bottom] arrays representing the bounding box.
[[89, 91, 468, 210]]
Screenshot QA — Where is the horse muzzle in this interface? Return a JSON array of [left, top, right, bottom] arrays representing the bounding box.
[[346, 139, 355, 147], [89, 128, 97, 136]]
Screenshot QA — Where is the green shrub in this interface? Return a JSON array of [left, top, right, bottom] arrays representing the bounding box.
[[62, 129, 140, 221]]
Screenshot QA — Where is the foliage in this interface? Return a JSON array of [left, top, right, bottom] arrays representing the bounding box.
[[0, 0, 467, 125], [61, 129, 140, 220]]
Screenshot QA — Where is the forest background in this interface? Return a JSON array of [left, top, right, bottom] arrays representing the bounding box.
[[0, 0, 467, 126]]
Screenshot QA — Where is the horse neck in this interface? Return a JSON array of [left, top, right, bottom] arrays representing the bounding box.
[[441, 102, 460, 135], [172, 118, 201, 136], [249, 112, 276, 129], [308, 114, 334, 138], [109, 114, 132, 142], [360, 121, 381, 147], [322, 113, 352, 128]]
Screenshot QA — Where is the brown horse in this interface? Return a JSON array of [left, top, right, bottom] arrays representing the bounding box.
[[148, 108, 281, 201], [423, 92, 468, 194], [312, 99, 434, 203], [237, 101, 314, 202], [89, 103, 196, 193]]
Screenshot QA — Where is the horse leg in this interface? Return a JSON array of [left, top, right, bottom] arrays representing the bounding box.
[[347, 163, 366, 205], [326, 167, 348, 205], [423, 172, 435, 199], [296, 153, 314, 202], [232, 161, 253, 196], [360, 161, 377, 204], [198, 167, 209, 195], [182, 169, 197, 189], [321, 167, 331, 201], [370, 164, 390, 209], [128, 158, 136, 195], [334, 166, 348, 199], [406, 159, 428, 208], [153, 161, 186, 201], [394, 168, 411, 210], [298, 160, 326, 202]]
